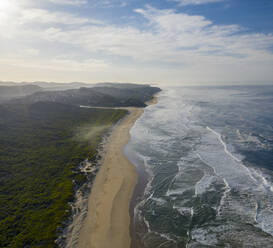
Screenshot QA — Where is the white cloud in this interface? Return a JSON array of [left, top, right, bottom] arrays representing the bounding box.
[[172, 0, 224, 6], [41, 6, 272, 65], [0, 4, 273, 84], [0, 57, 107, 72], [135, 6, 213, 32], [87, 0, 128, 8], [49, 0, 88, 6], [20, 9, 92, 25]]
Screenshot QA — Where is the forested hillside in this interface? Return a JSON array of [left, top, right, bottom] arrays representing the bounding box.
[[12, 85, 161, 107], [0, 85, 43, 103], [0, 102, 127, 247]]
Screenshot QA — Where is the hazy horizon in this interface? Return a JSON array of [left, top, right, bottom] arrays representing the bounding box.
[[1, 80, 273, 87], [0, 0, 273, 85]]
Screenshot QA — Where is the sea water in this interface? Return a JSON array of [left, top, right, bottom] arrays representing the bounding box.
[[125, 85, 273, 248]]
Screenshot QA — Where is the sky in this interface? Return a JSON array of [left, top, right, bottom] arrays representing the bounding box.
[[0, 0, 273, 85]]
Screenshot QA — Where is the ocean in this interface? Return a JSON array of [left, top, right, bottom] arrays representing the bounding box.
[[125, 85, 273, 248]]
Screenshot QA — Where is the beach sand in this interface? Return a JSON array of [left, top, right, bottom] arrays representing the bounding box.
[[78, 96, 158, 248], [78, 108, 142, 248]]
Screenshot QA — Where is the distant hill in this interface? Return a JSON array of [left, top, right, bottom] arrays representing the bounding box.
[[0, 81, 159, 92], [29, 81, 95, 91], [0, 85, 43, 103], [0, 81, 18, 86], [93, 82, 151, 88], [0, 81, 95, 91], [12, 84, 161, 107]]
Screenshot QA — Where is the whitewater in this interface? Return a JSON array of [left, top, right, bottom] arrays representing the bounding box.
[[125, 86, 273, 248]]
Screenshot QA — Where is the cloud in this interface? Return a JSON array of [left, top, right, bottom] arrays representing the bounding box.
[[21, 9, 90, 25], [172, 0, 224, 6], [0, 4, 273, 84], [87, 0, 129, 8], [0, 57, 107, 72], [49, 0, 88, 6], [135, 6, 213, 32], [43, 5, 271, 64], [20, 8, 102, 25]]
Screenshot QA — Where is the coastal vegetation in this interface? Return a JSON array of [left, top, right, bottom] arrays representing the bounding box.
[[0, 85, 43, 103], [0, 83, 160, 247], [12, 84, 161, 108], [0, 102, 127, 247]]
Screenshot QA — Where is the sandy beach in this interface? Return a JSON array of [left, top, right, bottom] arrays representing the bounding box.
[[78, 108, 142, 248], [78, 96, 158, 248]]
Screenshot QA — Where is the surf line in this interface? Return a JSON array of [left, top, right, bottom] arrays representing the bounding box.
[[206, 126, 241, 162], [206, 126, 258, 183]]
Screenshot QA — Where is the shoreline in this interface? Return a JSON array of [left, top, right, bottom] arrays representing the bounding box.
[[78, 95, 159, 248], [126, 145, 150, 248], [78, 107, 144, 248], [128, 96, 159, 248]]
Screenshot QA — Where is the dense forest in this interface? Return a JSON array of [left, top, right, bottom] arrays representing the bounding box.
[[0, 102, 127, 247], [10, 84, 161, 107], [0, 83, 160, 247]]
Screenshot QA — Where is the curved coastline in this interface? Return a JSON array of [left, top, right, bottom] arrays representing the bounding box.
[[78, 107, 143, 248], [78, 95, 158, 248]]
